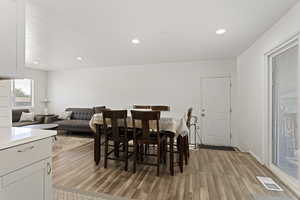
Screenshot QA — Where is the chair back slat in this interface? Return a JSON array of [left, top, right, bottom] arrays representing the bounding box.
[[131, 110, 160, 142], [151, 105, 170, 111], [133, 105, 151, 109], [102, 110, 128, 141]]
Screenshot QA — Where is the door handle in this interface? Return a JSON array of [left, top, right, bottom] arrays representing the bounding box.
[[17, 146, 34, 153], [47, 162, 52, 175], [201, 113, 205, 117]]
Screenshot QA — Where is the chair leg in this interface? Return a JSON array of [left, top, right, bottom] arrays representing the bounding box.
[[170, 137, 174, 176], [162, 140, 167, 164], [94, 127, 101, 165], [104, 136, 109, 169], [133, 142, 137, 173], [125, 142, 129, 171], [140, 144, 144, 162], [157, 143, 160, 176], [177, 136, 183, 173], [187, 135, 190, 158], [123, 142, 126, 152], [114, 142, 120, 158], [184, 136, 188, 165]]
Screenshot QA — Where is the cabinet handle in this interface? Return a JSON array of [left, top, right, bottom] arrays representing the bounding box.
[[47, 162, 52, 175], [17, 146, 34, 153]]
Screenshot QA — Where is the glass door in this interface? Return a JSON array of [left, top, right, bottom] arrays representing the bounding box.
[[271, 42, 299, 184]]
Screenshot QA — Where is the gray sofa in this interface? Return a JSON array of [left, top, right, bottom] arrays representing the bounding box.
[[12, 109, 44, 127], [50, 107, 106, 134]]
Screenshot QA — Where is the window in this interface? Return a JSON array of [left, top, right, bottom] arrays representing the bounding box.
[[11, 79, 34, 107]]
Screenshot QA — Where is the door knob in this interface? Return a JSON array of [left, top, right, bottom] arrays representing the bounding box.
[[201, 113, 205, 117], [47, 162, 52, 175]]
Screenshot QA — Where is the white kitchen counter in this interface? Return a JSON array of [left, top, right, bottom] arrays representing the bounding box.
[[0, 127, 57, 151]]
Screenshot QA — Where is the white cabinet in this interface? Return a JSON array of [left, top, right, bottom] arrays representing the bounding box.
[[0, 0, 25, 78], [0, 81, 11, 127], [0, 138, 53, 200]]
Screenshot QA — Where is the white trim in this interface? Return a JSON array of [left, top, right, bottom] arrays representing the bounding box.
[[265, 34, 300, 56], [11, 79, 34, 108], [269, 164, 300, 197], [264, 34, 300, 196], [248, 150, 300, 197], [248, 151, 264, 165]]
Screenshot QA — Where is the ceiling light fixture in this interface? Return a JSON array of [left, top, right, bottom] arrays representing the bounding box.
[[216, 29, 226, 35], [76, 57, 83, 61], [131, 38, 140, 44]]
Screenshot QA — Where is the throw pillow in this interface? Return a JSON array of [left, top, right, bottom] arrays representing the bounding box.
[[20, 112, 35, 122], [58, 111, 72, 120]]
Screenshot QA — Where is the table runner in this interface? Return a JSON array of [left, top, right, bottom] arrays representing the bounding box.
[[89, 112, 189, 137]]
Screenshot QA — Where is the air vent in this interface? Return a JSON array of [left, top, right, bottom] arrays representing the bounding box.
[[257, 176, 283, 191]]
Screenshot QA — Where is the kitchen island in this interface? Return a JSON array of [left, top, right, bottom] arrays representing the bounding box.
[[0, 127, 56, 200]]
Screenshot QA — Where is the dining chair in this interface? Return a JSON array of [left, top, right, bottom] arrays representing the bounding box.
[[102, 110, 133, 171], [94, 107, 112, 164], [131, 110, 167, 176], [151, 105, 170, 111], [133, 105, 151, 109]]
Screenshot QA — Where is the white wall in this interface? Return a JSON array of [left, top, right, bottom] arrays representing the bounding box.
[[48, 60, 238, 145], [237, 2, 300, 163], [22, 68, 48, 113]]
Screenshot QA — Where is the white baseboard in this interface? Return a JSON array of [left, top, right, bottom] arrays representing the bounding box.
[[248, 151, 300, 198], [248, 151, 264, 165]]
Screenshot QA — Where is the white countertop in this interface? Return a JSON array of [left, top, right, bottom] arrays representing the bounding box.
[[0, 127, 57, 150]]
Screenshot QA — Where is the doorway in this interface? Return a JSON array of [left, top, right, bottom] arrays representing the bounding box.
[[201, 77, 231, 146], [268, 38, 300, 191]]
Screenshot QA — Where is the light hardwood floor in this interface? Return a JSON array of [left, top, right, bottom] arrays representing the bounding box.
[[53, 142, 299, 200]]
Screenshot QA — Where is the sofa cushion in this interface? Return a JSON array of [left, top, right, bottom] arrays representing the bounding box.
[[58, 111, 73, 120], [12, 109, 30, 123], [20, 112, 35, 122], [65, 108, 94, 120], [13, 121, 40, 127], [55, 120, 90, 130]]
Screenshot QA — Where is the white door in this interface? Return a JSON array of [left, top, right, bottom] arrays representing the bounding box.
[[201, 77, 231, 146]]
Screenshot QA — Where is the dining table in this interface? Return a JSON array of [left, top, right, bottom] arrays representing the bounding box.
[[89, 110, 189, 175]]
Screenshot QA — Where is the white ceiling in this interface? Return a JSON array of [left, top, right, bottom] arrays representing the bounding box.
[[26, 0, 299, 70]]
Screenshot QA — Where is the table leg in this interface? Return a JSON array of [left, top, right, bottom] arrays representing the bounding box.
[[95, 125, 101, 165], [184, 135, 188, 165], [170, 136, 174, 176], [178, 136, 183, 173]]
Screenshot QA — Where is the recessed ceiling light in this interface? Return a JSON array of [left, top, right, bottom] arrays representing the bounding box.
[[76, 57, 83, 61], [33, 60, 39, 65], [216, 29, 226, 35], [131, 38, 140, 44]]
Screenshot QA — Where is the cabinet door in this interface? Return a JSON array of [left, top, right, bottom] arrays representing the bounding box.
[[0, 159, 52, 200], [0, 0, 17, 75], [0, 0, 25, 77], [0, 81, 11, 127]]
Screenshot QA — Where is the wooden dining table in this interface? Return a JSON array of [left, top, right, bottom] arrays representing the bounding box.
[[89, 111, 189, 175]]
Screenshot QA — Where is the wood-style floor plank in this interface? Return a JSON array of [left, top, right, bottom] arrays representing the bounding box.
[[53, 142, 299, 200]]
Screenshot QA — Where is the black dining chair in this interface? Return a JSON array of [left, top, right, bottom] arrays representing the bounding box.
[[131, 110, 167, 176], [102, 110, 133, 171]]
